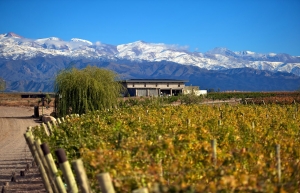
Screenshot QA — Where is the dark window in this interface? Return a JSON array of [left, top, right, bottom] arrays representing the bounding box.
[[133, 83, 135, 87], [167, 83, 169, 87], [178, 83, 180, 87], [144, 83, 146, 87], [156, 83, 158, 87]]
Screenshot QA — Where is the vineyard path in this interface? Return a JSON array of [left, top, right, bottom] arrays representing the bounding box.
[[0, 106, 50, 193]]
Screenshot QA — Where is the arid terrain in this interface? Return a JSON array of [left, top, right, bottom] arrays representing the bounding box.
[[0, 94, 54, 193]]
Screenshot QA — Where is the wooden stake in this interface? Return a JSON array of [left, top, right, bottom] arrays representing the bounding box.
[[40, 143, 66, 193], [218, 120, 222, 126], [35, 139, 59, 193], [40, 123, 50, 136], [46, 121, 53, 134], [187, 119, 190, 127], [72, 159, 92, 193], [97, 173, 115, 193], [55, 148, 78, 193], [24, 133, 53, 193], [276, 144, 281, 184], [133, 188, 149, 193], [211, 139, 217, 167]]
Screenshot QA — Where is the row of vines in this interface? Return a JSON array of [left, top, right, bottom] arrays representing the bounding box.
[[33, 103, 300, 192], [207, 91, 300, 104]]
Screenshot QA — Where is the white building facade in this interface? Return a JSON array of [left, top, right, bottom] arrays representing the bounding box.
[[121, 79, 188, 97]]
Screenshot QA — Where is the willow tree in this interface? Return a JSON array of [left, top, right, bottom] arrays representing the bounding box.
[[55, 66, 122, 116]]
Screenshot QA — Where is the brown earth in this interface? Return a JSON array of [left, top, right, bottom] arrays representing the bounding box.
[[0, 105, 53, 193]]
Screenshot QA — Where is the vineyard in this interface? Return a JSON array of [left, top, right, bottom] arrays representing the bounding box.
[[207, 91, 300, 104], [33, 102, 300, 192]]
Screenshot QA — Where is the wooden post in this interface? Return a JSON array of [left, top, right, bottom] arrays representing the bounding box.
[[1, 186, 6, 193], [133, 188, 149, 193], [41, 123, 50, 136], [117, 132, 122, 149], [55, 148, 78, 193], [11, 172, 16, 182], [24, 133, 53, 193], [276, 144, 281, 184], [97, 173, 115, 193], [34, 139, 59, 193], [56, 118, 62, 124], [211, 139, 217, 167], [40, 143, 66, 193], [151, 183, 160, 193], [46, 121, 53, 134], [187, 119, 190, 128], [218, 120, 222, 126], [72, 159, 92, 193]]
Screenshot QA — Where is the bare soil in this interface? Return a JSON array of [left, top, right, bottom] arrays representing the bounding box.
[[0, 106, 52, 192]]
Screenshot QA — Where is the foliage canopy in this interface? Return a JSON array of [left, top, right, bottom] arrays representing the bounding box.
[[54, 66, 122, 116]]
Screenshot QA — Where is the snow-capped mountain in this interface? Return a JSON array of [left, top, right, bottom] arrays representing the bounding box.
[[1, 32, 300, 76]]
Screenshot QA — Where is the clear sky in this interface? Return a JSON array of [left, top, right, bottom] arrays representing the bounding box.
[[0, 0, 299, 56]]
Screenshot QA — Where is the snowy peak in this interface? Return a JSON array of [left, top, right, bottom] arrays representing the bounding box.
[[70, 38, 92, 45], [0, 32, 300, 76], [206, 47, 237, 57], [235, 50, 256, 55], [5, 32, 23, 38]]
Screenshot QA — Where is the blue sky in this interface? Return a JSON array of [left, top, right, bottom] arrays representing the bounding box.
[[0, 0, 299, 55]]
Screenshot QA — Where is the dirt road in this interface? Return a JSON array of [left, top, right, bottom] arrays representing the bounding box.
[[0, 106, 46, 192]]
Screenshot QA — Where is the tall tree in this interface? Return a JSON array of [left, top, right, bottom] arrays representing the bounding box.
[[55, 66, 122, 116]]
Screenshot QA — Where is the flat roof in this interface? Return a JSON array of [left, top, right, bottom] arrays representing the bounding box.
[[122, 79, 188, 83]]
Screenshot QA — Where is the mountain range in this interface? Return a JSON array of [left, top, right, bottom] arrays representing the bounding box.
[[0, 32, 300, 92]]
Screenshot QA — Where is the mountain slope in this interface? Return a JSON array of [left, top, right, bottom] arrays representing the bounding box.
[[1, 57, 299, 92], [1, 32, 300, 76], [1, 32, 300, 92]]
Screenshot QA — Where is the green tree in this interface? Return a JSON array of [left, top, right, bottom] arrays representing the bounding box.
[[0, 78, 6, 92], [179, 94, 202, 105], [54, 66, 122, 116]]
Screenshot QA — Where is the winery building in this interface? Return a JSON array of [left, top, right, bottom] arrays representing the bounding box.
[[121, 79, 188, 97]]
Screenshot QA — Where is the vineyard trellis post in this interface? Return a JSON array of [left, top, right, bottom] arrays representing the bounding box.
[[34, 138, 59, 193], [40, 143, 67, 193], [133, 187, 149, 193], [24, 130, 53, 193], [97, 172, 116, 193], [211, 139, 217, 167], [55, 148, 79, 193], [72, 159, 92, 193], [276, 144, 281, 185]]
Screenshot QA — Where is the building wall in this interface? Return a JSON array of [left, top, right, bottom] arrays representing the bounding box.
[[126, 82, 184, 89], [123, 81, 186, 97]]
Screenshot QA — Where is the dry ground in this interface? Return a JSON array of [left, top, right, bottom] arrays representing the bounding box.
[[0, 105, 52, 193]]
